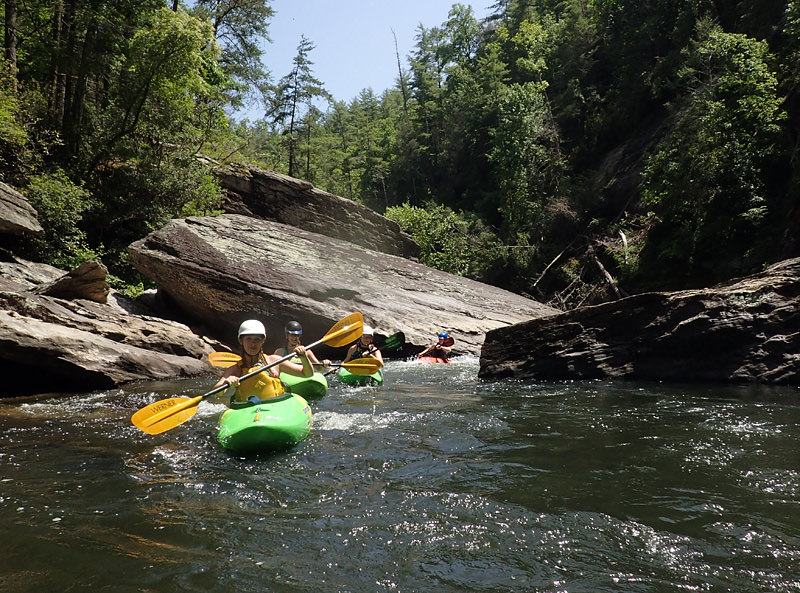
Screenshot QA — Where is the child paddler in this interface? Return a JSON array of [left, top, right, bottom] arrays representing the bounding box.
[[341, 324, 384, 365], [274, 320, 331, 371], [214, 319, 313, 404]]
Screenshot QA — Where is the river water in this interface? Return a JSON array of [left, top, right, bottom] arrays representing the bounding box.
[[2, 356, 799, 592]]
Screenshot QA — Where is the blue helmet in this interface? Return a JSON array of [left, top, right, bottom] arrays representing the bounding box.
[[438, 332, 449, 339]]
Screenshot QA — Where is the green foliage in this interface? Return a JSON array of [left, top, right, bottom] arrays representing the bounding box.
[[0, 64, 27, 150], [106, 274, 149, 299], [3, 0, 800, 305], [0, 60, 34, 183], [265, 36, 330, 178], [385, 202, 505, 281], [639, 25, 786, 286], [20, 170, 97, 269], [83, 155, 224, 260], [190, 0, 273, 108]]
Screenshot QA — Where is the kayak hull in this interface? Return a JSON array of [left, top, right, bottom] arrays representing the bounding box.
[[338, 367, 383, 387], [217, 394, 312, 453], [418, 356, 450, 364], [280, 371, 328, 398]]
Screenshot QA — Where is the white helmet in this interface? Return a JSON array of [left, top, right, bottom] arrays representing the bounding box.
[[362, 325, 374, 336], [238, 319, 266, 338]]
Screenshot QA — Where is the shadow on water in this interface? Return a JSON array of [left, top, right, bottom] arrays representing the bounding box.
[[1, 356, 799, 592]]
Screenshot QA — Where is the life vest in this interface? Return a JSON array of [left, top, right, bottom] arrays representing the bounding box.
[[352, 342, 374, 359], [431, 346, 450, 360], [231, 363, 284, 403], [281, 347, 302, 365]]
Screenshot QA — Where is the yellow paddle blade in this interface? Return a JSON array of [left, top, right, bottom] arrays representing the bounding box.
[[130, 396, 202, 434], [340, 357, 383, 375], [208, 351, 241, 367], [317, 312, 363, 348]]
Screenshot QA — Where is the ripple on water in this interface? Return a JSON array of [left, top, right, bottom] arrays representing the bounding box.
[[3, 361, 800, 592]]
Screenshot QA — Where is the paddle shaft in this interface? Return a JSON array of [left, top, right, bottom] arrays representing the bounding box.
[[323, 348, 380, 377]]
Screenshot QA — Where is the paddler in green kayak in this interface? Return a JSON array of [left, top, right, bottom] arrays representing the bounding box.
[[342, 324, 384, 365], [274, 320, 331, 371], [214, 319, 314, 403]]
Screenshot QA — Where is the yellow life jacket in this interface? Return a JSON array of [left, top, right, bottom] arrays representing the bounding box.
[[231, 364, 285, 403]]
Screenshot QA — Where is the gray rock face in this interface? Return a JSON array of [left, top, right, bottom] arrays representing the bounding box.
[[0, 181, 43, 236], [31, 259, 110, 303], [128, 214, 556, 357], [214, 163, 420, 259], [479, 258, 800, 385], [0, 255, 217, 397]]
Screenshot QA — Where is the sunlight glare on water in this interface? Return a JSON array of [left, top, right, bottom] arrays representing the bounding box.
[[1, 356, 799, 592]]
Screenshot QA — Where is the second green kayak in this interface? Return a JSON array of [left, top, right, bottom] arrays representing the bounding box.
[[338, 367, 383, 387], [280, 371, 328, 398]]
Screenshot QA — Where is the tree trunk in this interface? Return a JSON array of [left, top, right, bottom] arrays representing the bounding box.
[[65, 17, 98, 158], [4, 0, 18, 81]]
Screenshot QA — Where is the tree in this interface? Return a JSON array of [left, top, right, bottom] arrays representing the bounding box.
[[266, 35, 329, 177], [3, 0, 17, 77], [639, 24, 786, 287], [190, 0, 273, 109]]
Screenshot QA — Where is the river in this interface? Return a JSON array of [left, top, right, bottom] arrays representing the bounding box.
[[2, 356, 799, 592]]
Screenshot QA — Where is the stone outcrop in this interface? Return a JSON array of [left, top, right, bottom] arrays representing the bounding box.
[[0, 254, 219, 397], [479, 258, 800, 385], [128, 214, 557, 357], [213, 162, 420, 259], [31, 259, 110, 303], [0, 181, 43, 236]]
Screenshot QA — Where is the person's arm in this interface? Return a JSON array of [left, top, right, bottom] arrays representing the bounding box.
[[342, 343, 357, 364], [214, 365, 241, 389], [370, 347, 384, 365], [278, 346, 314, 378], [306, 349, 332, 370], [418, 343, 435, 357]]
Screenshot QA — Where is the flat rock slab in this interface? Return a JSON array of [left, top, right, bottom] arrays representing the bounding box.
[[0, 181, 43, 236], [0, 255, 218, 397], [214, 163, 420, 259], [479, 258, 800, 385], [128, 214, 558, 356]]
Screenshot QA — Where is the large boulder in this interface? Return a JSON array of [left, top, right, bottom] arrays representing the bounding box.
[[31, 259, 110, 303], [128, 214, 557, 357], [213, 163, 420, 259], [479, 258, 800, 385], [0, 255, 218, 397], [0, 181, 43, 236]]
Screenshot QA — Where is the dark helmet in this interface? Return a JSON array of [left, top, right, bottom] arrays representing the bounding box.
[[285, 320, 303, 335], [438, 332, 449, 339]]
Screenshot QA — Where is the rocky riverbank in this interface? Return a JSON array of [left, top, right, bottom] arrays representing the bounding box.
[[0, 165, 555, 397]]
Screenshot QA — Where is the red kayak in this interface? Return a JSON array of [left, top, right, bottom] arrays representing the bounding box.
[[418, 356, 450, 364]]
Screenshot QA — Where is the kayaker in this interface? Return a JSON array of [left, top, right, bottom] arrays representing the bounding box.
[[342, 324, 384, 365], [214, 319, 314, 403], [418, 332, 453, 360], [275, 320, 331, 370]]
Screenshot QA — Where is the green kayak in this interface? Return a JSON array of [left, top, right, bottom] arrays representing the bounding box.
[[217, 393, 312, 453], [280, 371, 328, 399], [338, 367, 383, 387]]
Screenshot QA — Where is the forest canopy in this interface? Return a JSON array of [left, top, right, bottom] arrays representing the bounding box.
[[1, 1, 799, 308]]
